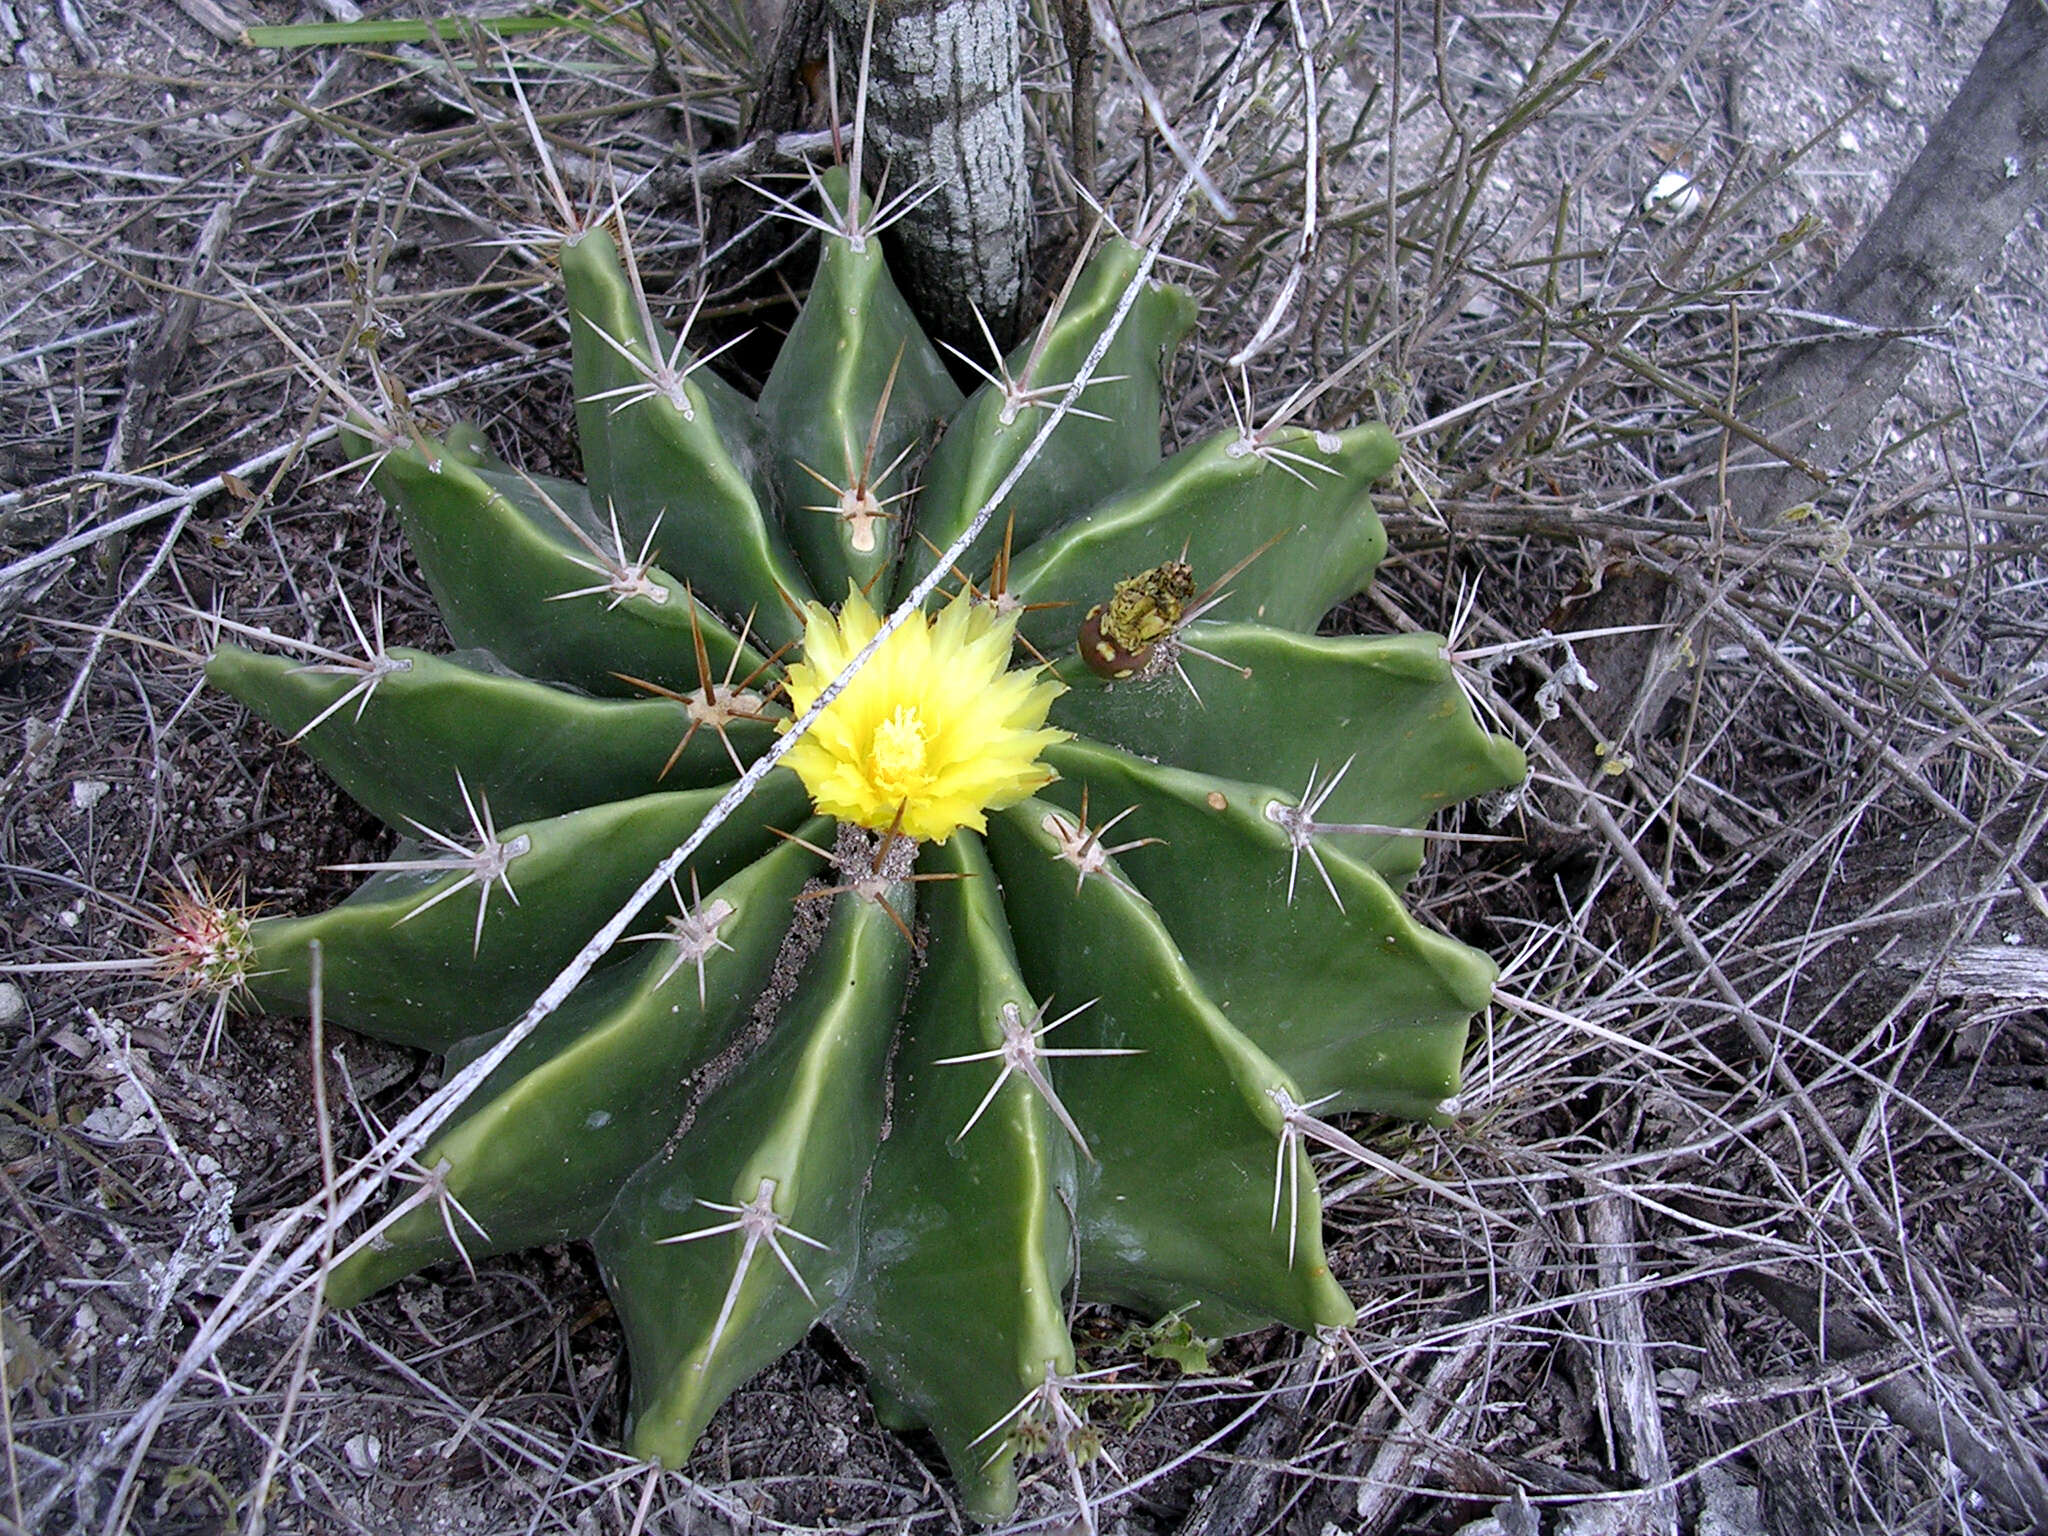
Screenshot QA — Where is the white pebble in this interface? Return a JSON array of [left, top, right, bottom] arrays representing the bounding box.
[[344, 1432, 382, 1473], [1642, 169, 1703, 222]]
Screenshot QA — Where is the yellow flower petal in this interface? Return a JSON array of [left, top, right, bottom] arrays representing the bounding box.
[[778, 586, 1069, 842]]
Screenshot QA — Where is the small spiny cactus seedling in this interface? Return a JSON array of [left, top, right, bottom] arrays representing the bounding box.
[[196, 165, 1524, 1519]]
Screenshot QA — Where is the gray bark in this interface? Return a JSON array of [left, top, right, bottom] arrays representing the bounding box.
[[741, 0, 829, 154], [1570, 0, 2048, 745], [1719, 0, 2048, 528], [826, 0, 1031, 351], [693, 0, 828, 296]]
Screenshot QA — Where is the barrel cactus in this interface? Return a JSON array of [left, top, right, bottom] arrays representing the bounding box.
[[193, 172, 1523, 1518]]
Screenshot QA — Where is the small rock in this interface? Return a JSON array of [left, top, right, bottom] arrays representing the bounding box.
[[1642, 168, 1703, 222], [1559, 1504, 1635, 1535], [18, 718, 58, 782], [1455, 1490, 1540, 1536], [0, 982, 24, 1028], [70, 779, 111, 813], [1698, 1465, 1767, 1536], [343, 1431, 381, 1472], [80, 1103, 138, 1140], [1657, 1365, 1701, 1398]]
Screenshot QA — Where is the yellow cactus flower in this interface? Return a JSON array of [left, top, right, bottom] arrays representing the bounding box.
[[780, 587, 1068, 843]]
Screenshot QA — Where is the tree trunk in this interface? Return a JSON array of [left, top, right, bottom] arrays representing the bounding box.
[[825, 0, 1032, 353], [746, 0, 832, 155], [1568, 0, 2048, 746], [1720, 0, 2048, 529]]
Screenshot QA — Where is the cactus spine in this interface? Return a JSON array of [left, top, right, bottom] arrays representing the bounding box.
[[202, 171, 1523, 1519]]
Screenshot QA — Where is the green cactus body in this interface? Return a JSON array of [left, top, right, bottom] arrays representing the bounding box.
[[203, 176, 1524, 1519]]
